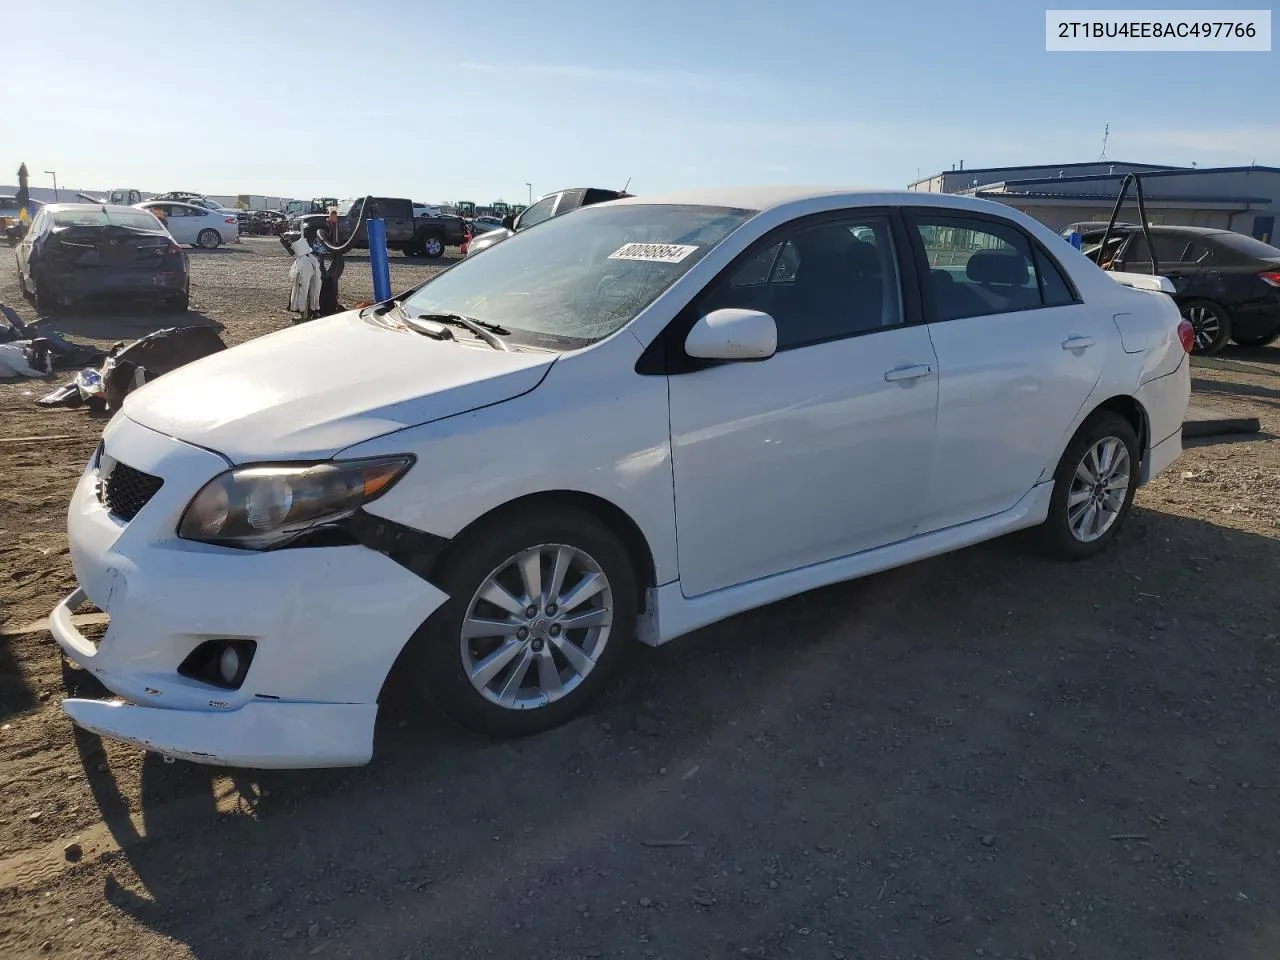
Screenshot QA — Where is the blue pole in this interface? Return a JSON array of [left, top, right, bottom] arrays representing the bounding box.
[[367, 218, 392, 302]]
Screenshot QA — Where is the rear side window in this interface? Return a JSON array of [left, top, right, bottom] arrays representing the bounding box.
[[913, 214, 1078, 321], [1033, 246, 1076, 307]]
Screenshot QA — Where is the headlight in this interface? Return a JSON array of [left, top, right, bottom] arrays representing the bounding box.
[[177, 456, 413, 549]]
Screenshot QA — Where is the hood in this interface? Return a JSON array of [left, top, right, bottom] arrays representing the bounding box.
[[121, 309, 555, 462]]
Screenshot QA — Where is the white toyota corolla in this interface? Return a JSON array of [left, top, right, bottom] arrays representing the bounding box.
[[52, 187, 1192, 768]]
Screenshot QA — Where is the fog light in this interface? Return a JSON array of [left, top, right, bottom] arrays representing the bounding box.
[[218, 645, 241, 684]]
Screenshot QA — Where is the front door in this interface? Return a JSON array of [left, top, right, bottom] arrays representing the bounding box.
[[907, 210, 1111, 532], [666, 211, 939, 598]]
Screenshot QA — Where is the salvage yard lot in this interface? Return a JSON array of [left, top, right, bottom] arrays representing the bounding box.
[[2, 239, 1280, 960]]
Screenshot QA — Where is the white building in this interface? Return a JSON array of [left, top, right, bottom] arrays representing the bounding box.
[[908, 162, 1279, 245]]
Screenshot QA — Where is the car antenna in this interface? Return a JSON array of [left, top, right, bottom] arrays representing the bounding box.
[[621, 176, 632, 194]]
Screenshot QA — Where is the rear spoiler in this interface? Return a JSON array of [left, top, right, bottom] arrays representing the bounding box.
[[1107, 271, 1175, 295]]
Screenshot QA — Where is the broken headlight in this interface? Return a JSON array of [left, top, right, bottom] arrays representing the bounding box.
[[177, 457, 414, 549]]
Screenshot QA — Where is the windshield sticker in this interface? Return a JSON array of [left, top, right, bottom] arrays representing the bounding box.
[[607, 242, 699, 264]]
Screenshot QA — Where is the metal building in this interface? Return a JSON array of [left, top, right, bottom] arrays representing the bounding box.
[[908, 162, 1278, 245]]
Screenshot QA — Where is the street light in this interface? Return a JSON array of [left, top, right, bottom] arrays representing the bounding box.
[[526, 182, 532, 205], [44, 170, 58, 201]]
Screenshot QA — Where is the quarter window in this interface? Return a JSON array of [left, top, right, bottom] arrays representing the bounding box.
[[913, 215, 1077, 321], [700, 215, 904, 350]]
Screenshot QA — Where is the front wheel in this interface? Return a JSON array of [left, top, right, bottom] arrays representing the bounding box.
[[196, 229, 221, 250], [1180, 299, 1231, 355], [1037, 412, 1140, 560], [406, 507, 638, 737]]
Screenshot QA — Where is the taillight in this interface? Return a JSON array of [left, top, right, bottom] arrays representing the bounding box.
[[1177, 318, 1195, 353], [1258, 271, 1280, 288]]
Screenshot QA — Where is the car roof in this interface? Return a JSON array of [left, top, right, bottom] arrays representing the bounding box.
[[1082, 223, 1234, 238], [141, 200, 207, 209], [45, 202, 152, 214], [609, 185, 1023, 215]]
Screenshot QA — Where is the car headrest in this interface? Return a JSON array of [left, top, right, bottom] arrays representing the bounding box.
[[845, 238, 881, 275], [966, 250, 1029, 286]]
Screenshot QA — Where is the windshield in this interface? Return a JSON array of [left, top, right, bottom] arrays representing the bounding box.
[[53, 209, 162, 230], [402, 203, 755, 348], [1210, 231, 1280, 260]]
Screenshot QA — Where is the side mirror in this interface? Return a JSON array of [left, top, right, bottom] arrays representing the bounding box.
[[684, 308, 777, 362]]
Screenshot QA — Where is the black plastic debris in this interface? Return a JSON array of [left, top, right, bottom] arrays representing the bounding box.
[[38, 325, 226, 412]]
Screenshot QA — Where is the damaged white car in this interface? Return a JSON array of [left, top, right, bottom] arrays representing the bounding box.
[[52, 187, 1192, 768]]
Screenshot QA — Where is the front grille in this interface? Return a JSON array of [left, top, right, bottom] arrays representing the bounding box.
[[100, 462, 163, 521]]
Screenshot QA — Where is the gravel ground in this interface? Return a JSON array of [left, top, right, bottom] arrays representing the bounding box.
[[2, 240, 1280, 960]]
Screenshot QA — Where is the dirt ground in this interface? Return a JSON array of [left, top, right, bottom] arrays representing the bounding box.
[[2, 240, 1280, 960]]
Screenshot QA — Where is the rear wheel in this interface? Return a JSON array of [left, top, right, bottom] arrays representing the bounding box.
[[418, 232, 445, 259], [1180, 299, 1231, 355], [1037, 412, 1140, 560], [406, 507, 638, 737], [1230, 327, 1280, 348], [163, 292, 190, 314], [196, 229, 221, 250], [34, 280, 60, 315]]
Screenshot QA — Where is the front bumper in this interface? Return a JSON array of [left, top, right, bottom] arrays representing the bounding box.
[[53, 414, 448, 768]]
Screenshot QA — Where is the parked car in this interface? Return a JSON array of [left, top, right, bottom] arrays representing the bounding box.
[[469, 215, 506, 234], [466, 186, 632, 256], [15, 203, 189, 313], [1078, 224, 1280, 352], [50, 187, 1190, 768], [137, 201, 240, 249], [152, 192, 238, 215], [289, 196, 468, 258]]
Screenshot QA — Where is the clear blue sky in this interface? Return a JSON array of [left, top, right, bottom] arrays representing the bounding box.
[[8, 0, 1277, 203]]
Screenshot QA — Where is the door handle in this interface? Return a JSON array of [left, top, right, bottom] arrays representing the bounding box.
[[883, 364, 933, 382], [1061, 336, 1095, 351]]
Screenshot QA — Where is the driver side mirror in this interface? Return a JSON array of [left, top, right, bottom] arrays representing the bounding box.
[[684, 308, 777, 362]]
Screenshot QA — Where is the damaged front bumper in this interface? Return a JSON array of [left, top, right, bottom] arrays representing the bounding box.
[[53, 414, 449, 769]]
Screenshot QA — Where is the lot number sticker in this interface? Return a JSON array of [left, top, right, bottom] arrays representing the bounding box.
[[608, 242, 699, 263]]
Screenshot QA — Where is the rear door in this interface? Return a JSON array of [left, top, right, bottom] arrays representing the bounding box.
[[906, 209, 1112, 533]]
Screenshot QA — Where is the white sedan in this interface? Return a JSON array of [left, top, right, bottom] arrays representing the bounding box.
[[136, 201, 239, 248], [51, 187, 1191, 768]]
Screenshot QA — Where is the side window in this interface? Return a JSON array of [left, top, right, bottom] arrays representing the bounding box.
[[701, 215, 904, 350], [913, 215, 1043, 321], [516, 194, 558, 230], [1151, 234, 1191, 264], [1184, 241, 1210, 263], [1032, 246, 1076, 307]]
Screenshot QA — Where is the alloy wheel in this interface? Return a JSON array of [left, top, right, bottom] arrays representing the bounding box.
[[460, 543, 614, 710], [1184, 304, 1220, 352], [1067, 437, 1131, 543]]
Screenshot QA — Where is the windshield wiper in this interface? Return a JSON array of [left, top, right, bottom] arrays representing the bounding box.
[[410, 312, 510, 351]]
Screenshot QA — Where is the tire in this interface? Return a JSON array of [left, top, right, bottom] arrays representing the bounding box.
[[406, 506, 638, 738], [1037, 411, 1140, 560], [1179, 299, 1231, 355], [163, 292, 190, 314], [1230, 327, 1280, 348], [418, 232, 445, 260], [400, 246, 418, 258], [34, 280, 59, 315], [196, 229, 221, 250]]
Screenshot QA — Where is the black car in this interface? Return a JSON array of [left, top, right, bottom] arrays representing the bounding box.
[[466, 187, 633, 256], [15, 203, 190, 314], [1080, 224, 1280, 353]]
